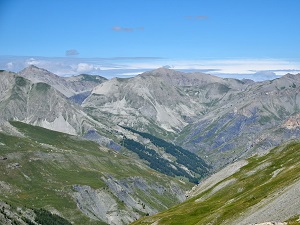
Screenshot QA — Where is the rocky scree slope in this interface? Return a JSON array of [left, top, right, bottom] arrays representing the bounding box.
[[132, 140, 300, 225], [0, 121, 192, 225], [0, 200, 73, 225], [0, 70, 102, 136], [82, 68, 300, 169], [82, 67, 247, 138], [18, 65, 107, 98], [1, 68, 210, 183], [178, 73, 300, 169]]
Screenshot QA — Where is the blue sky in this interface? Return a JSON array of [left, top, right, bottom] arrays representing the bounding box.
[[1, 0, 300, 80]]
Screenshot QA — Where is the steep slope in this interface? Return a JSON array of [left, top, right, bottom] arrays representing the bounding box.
[[0, 70, 100, 135], [119, 126, 210, 184], [0, 69, 210, 184], [83, 68, 246, 138], [0, 121, 192, 225], [64, 73, 107, 93], [178, 73, 300, 169], [132, 140, 300, 225], [0, 201, 72, 225], [15, 66, 300, 171], [18, 65, 106, 97]]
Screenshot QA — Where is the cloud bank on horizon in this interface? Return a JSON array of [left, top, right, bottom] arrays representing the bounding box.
[[1, 1, 300, 80], [1, 56, 300, 81]]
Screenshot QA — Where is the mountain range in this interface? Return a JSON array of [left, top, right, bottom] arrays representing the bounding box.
[[81, 67, 300, 169], [1, 65, 300, 224]]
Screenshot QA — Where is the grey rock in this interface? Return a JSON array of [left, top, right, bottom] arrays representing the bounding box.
[[72, 175, 187, 225]]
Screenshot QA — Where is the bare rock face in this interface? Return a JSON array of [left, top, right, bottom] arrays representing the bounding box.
[[283, 113, 300, 129], [83, 68, 246, 135], [73, 185, 139, 225], [82, 69, 300, 169], [13, 66, 300, 170], [18, 65, 107, 98], [0, 201, 36, 225], [18, 65, 75, 97], [0, 70, 102, 135], [72, 176, 186, 225]]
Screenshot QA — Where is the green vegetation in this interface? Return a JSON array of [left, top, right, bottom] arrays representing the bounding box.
[[8, 77, 29, 102], [80, 74, 106, 83], [123, 138, 198, 183], [133, 141, 300, 225], [217, 84, 230, 94], [0, 121, 190, 225], [15, 76, 27, 87], [286, 215, 300, 225], [122, 127, 210, 183], [34, 208, 72, 225], [21, 216, 35, 225], [258, 115, 272, 125], [34, 82, 51, 93]]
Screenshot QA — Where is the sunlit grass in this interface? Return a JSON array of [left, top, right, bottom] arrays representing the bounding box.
[[132, 142, 300, 225]]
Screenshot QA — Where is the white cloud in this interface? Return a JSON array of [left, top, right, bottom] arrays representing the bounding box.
[[1, 56, 299, 80], [6, 62, 13, 69], [160, 59, 300, 75], [76, 63, 100, 73], [26, 58, 41, 66]]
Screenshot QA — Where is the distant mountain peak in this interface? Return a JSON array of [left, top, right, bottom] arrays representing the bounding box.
[[19, 65, 59, 80], [27, 64, 39, 69], [144, 67, 182, 76], [24, 64, 51, 73]]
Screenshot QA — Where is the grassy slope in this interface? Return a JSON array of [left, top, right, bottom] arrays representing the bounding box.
[[0, 121, 191, 225], [132, 141, 300, 225]]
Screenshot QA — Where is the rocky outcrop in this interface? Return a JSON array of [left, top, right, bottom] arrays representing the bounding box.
[[0, 201, 36, 225], [73, 185, 139, 225], [72, 176, 187, 225], [283, 113, 300, 129]]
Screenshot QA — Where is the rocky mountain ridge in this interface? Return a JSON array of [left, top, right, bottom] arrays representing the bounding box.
[[0, 68, 210, 183], [83, 67, 248, 136], [18, 65, 107, 97], [5, 66, 300, 170], [1, 66, 300, 224], [178, 72, 300, 168], [81, 67, 300, 169], [0, 70, 102, 136]]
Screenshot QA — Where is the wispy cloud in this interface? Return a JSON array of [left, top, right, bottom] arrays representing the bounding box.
[[1, 56, 300, 80], [65, 49, 79, 56], [112, 26, 144, 32], [185, 15, 208, 20]]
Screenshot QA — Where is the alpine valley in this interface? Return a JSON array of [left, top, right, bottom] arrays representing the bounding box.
[[0, 65, 300, 225]]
